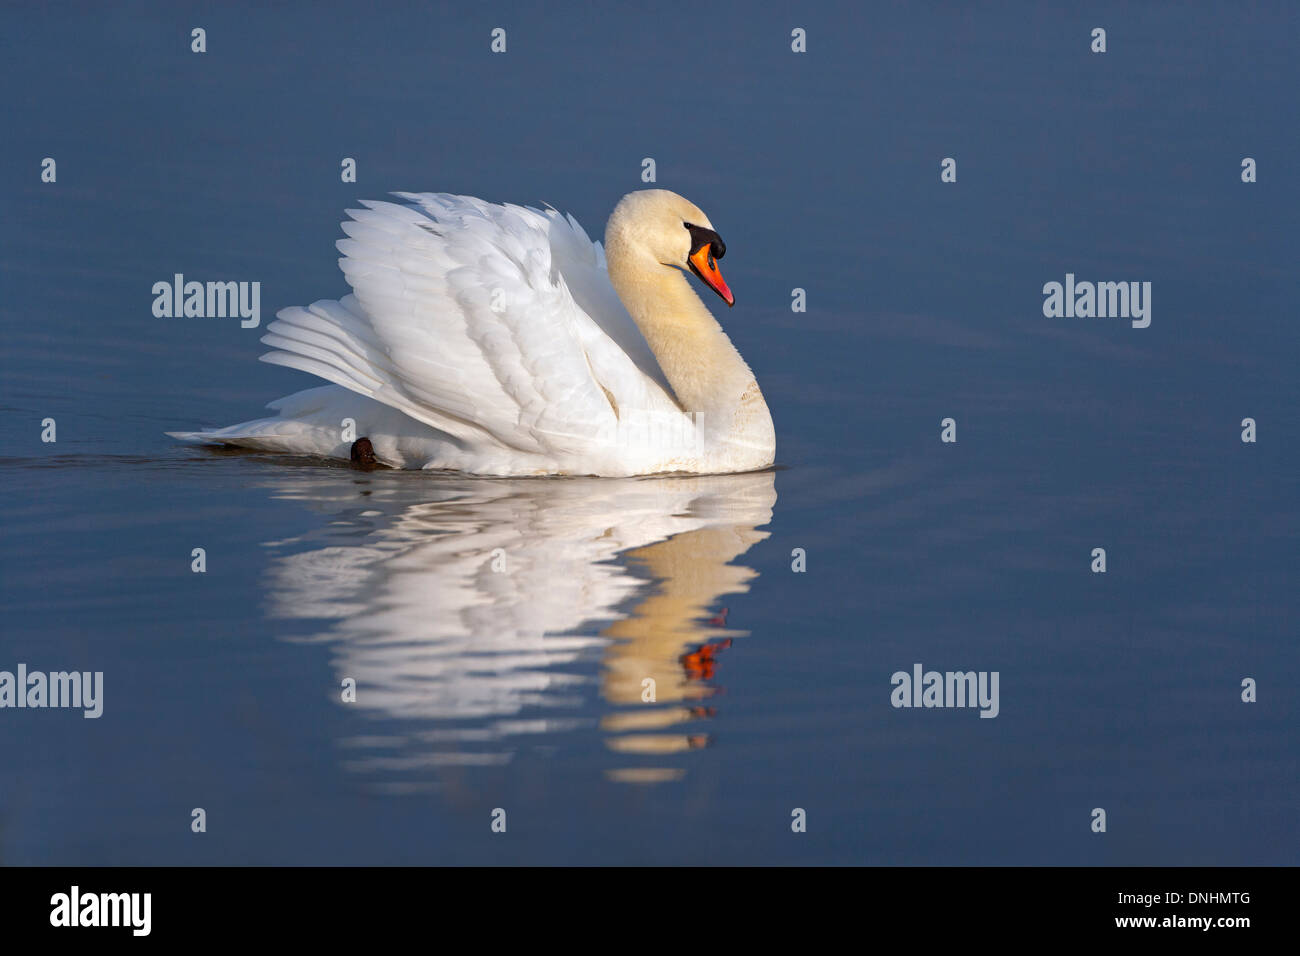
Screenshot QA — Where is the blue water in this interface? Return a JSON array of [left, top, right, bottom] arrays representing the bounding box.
[[1, 2, 1296, 864]]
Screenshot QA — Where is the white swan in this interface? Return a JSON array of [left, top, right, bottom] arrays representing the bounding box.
[[171, 190, 776, 476]]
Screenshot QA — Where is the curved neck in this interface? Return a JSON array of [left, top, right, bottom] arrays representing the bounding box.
[[605, 246, 755, 415]]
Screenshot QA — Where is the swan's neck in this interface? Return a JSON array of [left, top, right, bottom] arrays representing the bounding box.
[[607, 253, 756, 417]]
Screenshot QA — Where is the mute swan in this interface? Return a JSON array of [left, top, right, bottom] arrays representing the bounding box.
[[171, 190, 776, 476]]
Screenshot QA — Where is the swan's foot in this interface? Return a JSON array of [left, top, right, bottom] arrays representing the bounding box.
[[350, 436, 379, 469]]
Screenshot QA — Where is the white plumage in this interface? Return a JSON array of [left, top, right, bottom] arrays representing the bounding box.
[[172, 190, 775, 475]]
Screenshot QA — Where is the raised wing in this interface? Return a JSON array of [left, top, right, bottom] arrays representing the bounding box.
[[260, 193, 678, 458]]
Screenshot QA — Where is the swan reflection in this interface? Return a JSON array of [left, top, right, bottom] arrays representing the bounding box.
[[260, 470, 776, 787]]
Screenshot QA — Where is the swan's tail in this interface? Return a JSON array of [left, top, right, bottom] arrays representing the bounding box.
[[167, 385, 453, 467]]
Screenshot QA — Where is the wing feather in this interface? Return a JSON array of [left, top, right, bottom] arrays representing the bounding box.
[[259, 193, 684, 461]]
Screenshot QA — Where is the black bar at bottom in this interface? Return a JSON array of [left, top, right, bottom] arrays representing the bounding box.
[[1, 866, 1283, 940]]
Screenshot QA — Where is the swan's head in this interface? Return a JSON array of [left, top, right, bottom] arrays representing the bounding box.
[[606, 189, 734, 307]]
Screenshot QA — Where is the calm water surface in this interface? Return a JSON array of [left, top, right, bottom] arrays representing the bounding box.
[[1, 3, 1296, 864]]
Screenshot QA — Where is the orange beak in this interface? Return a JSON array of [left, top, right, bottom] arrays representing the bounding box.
[[688, 244, 734, 307]]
